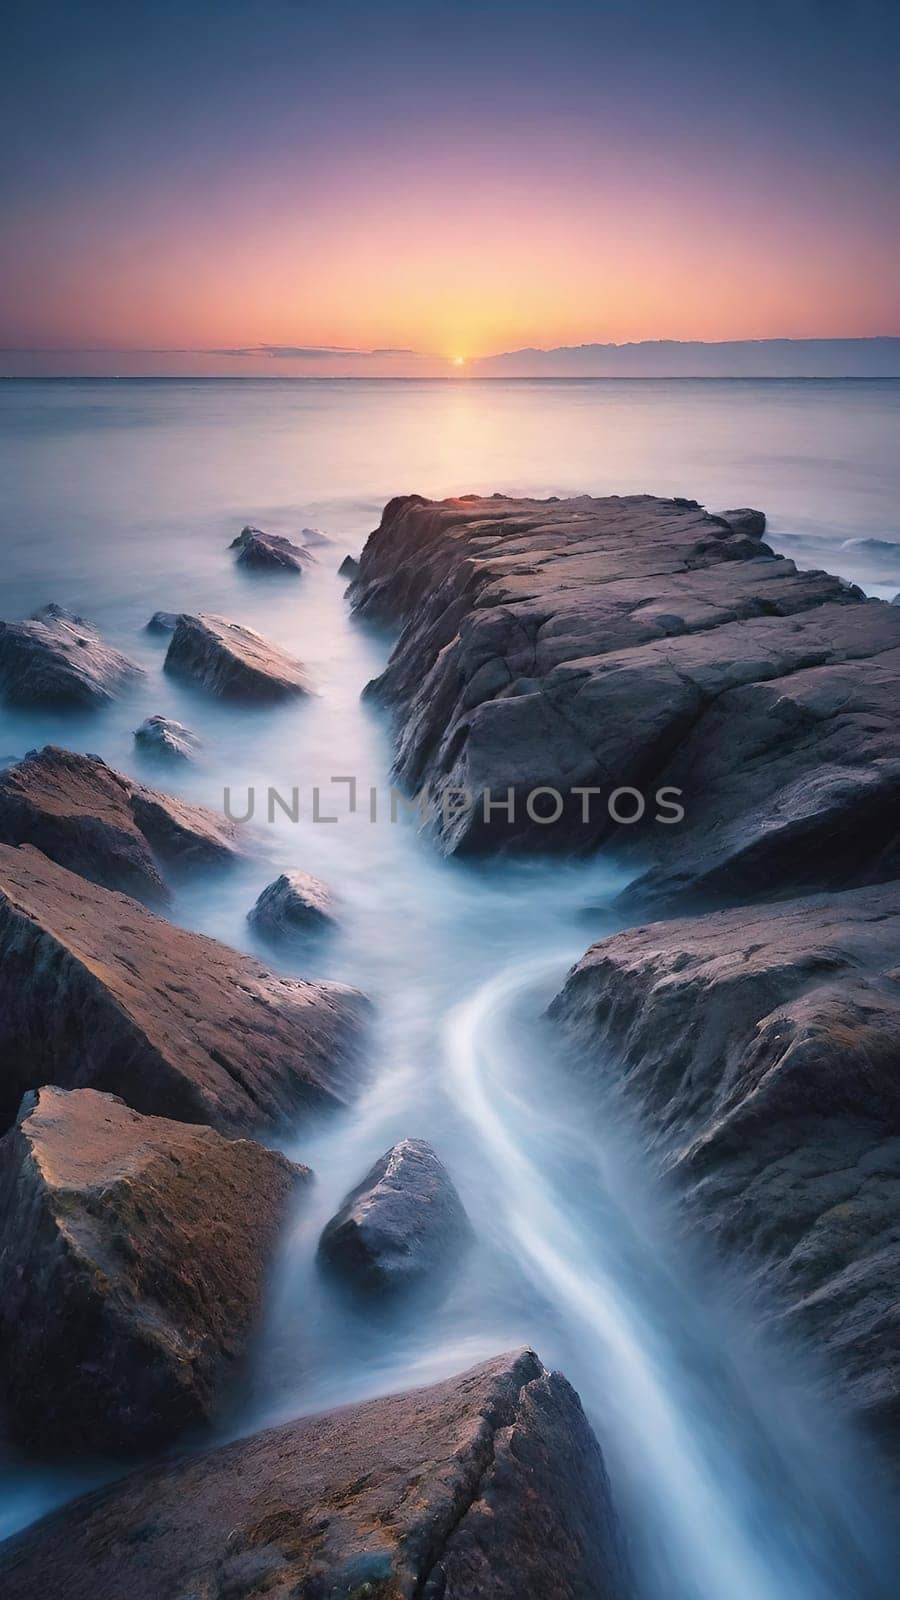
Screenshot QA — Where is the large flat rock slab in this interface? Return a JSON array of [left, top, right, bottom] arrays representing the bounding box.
[[0, 745, 240, 904], [0, 1349, 632, 1600], [0, 843, 369, 1134], [350, 494, 900, 898], [0, 604, 143, 708], [164, 613, 311, 700], [0, 1086, 307, 1455], [549, 880, 900, 1449]]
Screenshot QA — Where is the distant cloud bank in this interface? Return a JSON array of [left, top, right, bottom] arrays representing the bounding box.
[[471, 339, 900, 378], [2, 338, 899, 379]]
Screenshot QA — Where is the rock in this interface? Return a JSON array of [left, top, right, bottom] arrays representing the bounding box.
[[338, 553, 359, 578], [0, 746, 237, 904], [299, 526, 332, 547], [0, 1348, 632, 1600], [164, 613, 311, 701], [319, 1138, 472, 1292], [713, 507, 767, 537], [0, 843, 369, 1135], [144, 610, 180, 635], [133, 714, 201, 762], [0, 604, 143, 707], [549, 879, 900, 1450], [230, 526, 313, 574], [350, 494, 900, 899], [248, 869, 336, 942], [0, 1086, 307, 1455]]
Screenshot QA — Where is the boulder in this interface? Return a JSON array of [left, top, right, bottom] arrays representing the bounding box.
[[319, 1138, 472, 1292], [0, 1086, 308, 1455], [349, 494, 900, 900], [248, 869, 336, 942], [549, 879, 900, 1450], [144, 610, 180, 635], [133, 713, 201, 762], [0, 604, 143, 707], [230, 526, 313, 573], [0, 843, 369, 1134], [299, 526, 332, 547], [338, 553, 359, 578], [0, 746, 237, 904], [0, 1349, 632, 1600], [164, 613, 311, 701]]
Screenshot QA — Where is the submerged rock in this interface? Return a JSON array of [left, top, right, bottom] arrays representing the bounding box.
[[0, 603, 143, 707], [550, 879, 900, 1450], [0, 745, 236, 903], [144, 610, 180, 635], [230, 525, 313, 573], [0, 843, 369, 1134], [0, 1348, 632, 1600], [0, 1086, 307, 1455], [350, 494, 900, 899], [133, 713, 201, 762], [338, 553, 359, 578], [164, 613, 311, 701], [319, 1138, 472, 1292], [248, 869, 336, 941]]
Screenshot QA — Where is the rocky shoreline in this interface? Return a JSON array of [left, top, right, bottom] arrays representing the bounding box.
[[0, 490, 897, 1593]]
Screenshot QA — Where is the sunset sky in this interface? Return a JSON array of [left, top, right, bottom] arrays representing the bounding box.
[[3, 0, 899, 376]]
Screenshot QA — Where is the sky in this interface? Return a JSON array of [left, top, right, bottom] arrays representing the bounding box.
[[2, 0, 899, 376]]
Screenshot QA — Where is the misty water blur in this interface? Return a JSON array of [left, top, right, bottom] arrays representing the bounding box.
[[0, 377, 898, 1596]]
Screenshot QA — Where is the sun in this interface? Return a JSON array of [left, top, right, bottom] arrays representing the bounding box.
[[451, 356, 465, 367]]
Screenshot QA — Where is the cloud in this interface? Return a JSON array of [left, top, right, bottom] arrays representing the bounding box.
[[210, 344, 420, 360]]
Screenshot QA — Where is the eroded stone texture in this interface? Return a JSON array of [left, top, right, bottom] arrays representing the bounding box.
[[165, 613, 311, 700], [0, 745, 237, 903], [0, 843, 369, 1134], [549, 880, 900, 1447], [0, 604, 143, 707], [0, 1349, 633, 1600], [350, 494, 900, 899], [319, 1138, 472, 1292], [0, 1086, 308, 1454]]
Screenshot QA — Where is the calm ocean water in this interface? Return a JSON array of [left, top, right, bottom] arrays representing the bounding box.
[[0, 378, 898, 1599]]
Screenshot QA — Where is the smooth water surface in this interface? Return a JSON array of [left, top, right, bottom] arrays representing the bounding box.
[[0, 378, 898, 1597]]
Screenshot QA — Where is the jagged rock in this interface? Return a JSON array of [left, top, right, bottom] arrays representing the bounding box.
[[349, 495, 900, 899], [319, 1138, 472, 1292], [0, 746, 237, 903], [164, 613, 311, 700], [0, 1349, 632, 1600], [0, 843, 369, 1134], [133, 714, 201, 762], [713, 507, 767, 537], [549, 879, 900, 1450], [0, 1086, 308, 1455], [338, 553, 359, 578], [0, 603, 143, 707], [144, 610, 180, 635], [248, 869, 336, 942], [230, 526, 313, 573]]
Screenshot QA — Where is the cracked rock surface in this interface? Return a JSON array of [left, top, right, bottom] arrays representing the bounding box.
[[350, 494, 900, 898], [0, 1348, 633, 1600], [549, 879, 900, 1450], [0, 842, 369, 1135]]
